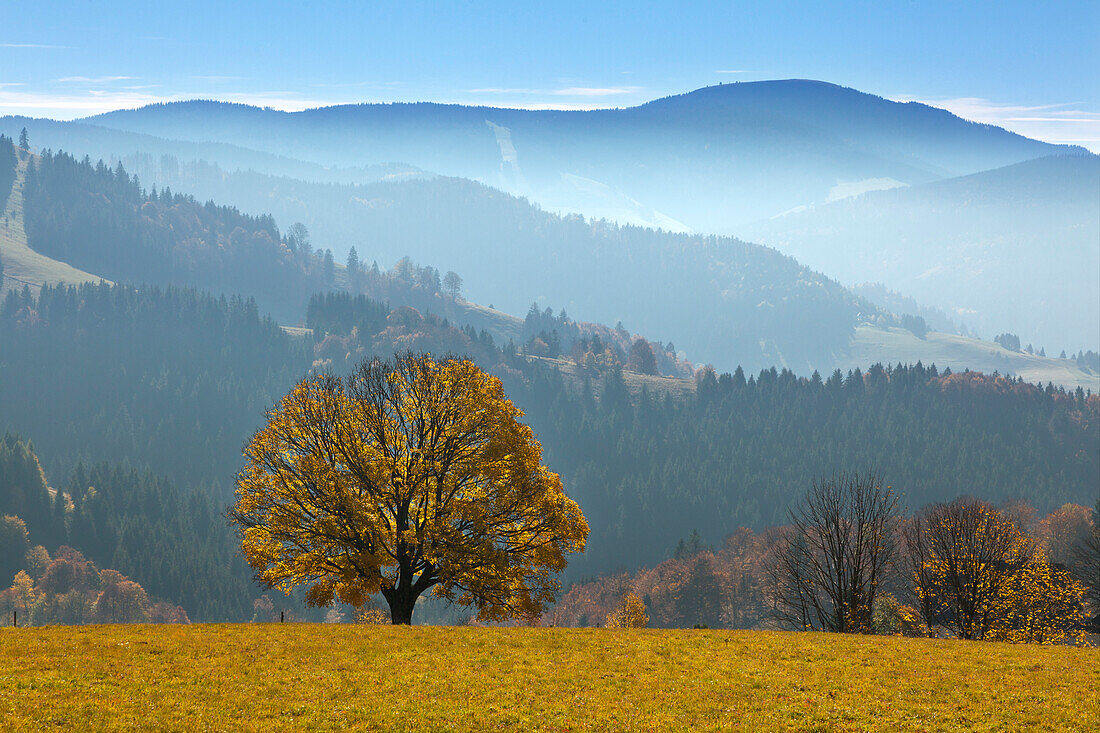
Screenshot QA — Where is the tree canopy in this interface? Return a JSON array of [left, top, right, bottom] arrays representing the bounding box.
[[231, 352, 588, 624]]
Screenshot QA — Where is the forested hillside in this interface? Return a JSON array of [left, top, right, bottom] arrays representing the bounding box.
[[0, 283, 311, 486], [0, 435, 250, 621], [94, 152, 877, 372], [20, 151, 328, 322], [0, 135, 15, 212], [3, 283, 1095, 617]]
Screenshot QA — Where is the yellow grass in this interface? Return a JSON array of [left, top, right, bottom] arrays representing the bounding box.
[[1, 625, 1096, 731]]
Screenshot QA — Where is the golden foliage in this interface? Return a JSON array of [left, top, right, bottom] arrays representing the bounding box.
[[988, 553, 1087, 645], [354, 607, 391, 625], [231, 352, 588, 624], [908, 499, 1086, 643], [605, 592, 648, 628]]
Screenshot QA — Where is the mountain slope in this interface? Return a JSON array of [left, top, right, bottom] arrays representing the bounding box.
[[0, 144, 112, 295], [82, 81, 1085, 232], [742, 155, 1100, 352], [16, 147, 879, 372]]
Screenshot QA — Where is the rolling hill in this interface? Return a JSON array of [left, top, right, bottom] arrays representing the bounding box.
[[79, 81, 1085, 233], [0, 143, 112, 295], [742, 155, 1100, 353], [5, 136, 1094, 388]]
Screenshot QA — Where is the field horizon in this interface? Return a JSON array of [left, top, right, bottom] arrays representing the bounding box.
[[1, 624, 1096, 731]]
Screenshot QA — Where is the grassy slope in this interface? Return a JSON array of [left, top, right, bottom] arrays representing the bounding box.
[[0, 625, 1096, 732], [527, 354, 697, 398], [0, 150, 111, 295], [847, 326, 1100, 392]]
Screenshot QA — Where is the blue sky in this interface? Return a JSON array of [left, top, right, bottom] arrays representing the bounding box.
[[2, 0, 1097, 149]]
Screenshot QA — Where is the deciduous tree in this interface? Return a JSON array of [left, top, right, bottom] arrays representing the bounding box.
[[605, 592, 648, 628], [906, 498, 1034, 640], [231, 352, 588, 624], [765, 471, 899, 633], [443, 271, 463, 301]]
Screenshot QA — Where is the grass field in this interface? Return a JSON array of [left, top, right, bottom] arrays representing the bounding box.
[[845, 325, 1099, 392], [1, 625, 1096, 732], [0, 150, 111, 296]]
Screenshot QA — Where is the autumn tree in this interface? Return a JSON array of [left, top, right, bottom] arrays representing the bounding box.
[[988, 552, 1086, 644], [627, 339, 658, 375], [94, 569, 151, 624], [0, 515, 29, 585], [765, 471, 900, 633], [905, 498, 1035, 640], [231, 352, 588, 624], [605, 592, 648, 628]]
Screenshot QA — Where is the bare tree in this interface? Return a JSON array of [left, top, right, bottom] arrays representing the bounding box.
[[443, 270, 464, 301], [905, 498, 1034, 639], [1070, 498, 1099, 627], [765, 471, 899, 632]]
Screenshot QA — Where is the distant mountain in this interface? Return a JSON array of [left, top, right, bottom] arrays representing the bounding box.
[[742, 155, 1100, 352], [81, 80, 1085, 232], [0, 115, 424, 187]]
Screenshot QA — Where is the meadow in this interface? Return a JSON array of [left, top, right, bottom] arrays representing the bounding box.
[[1, 625, 1096, 732], [0, 151, 110, 296]]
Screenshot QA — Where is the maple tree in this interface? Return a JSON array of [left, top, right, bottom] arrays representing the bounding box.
[[231, 352, 588, 624]]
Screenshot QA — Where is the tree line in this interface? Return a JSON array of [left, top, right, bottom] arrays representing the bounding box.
[[2, 282, 1097, 619], [553, 477, 1098, 642]]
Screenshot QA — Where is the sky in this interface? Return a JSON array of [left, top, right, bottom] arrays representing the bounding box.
[[2, 0, 1098, 150]]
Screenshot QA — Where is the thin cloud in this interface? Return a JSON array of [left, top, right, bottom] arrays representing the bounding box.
[[468, 87, 541, 94], [551, 87, 638, 97], [714, 70, 752, 74], [468, 86, 640, 98], [893, 95, 1100, 153], [55, 75, 136, 84], [0, 88, 341, 119], [1, 43, 70, 49]]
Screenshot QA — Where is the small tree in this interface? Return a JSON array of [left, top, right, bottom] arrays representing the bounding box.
[[323, 249, 335, 286], [346, 246, 360, 275], [765, 471, 900, 633], [905, 498, 1033, 640], [443, 270, 463, 301], [988, 552, 1086, 644], [606, 592, 648, 628], [627, 339, 658, 375], [286, 222, 310, 258], [1071, 498, 1099, 626], [231, 352, 588, 624], [18, 127, 28, 151]]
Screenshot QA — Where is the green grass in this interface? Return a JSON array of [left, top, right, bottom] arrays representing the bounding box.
[[846, 325, 1099, 392], [0, 150, 111, 296], [1, 625, 1096, 732]]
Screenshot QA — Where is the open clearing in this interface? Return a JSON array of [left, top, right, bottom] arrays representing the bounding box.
[[1, 625, 1096, 732], [0, 150, 111, 296], [845, 325, 1099, 392]]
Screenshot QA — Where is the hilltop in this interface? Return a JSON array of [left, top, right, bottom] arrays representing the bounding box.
[[80, 80, 1085, 233]]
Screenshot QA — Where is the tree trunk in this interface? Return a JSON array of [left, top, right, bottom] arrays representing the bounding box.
[[383, 587, 417, 625]]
